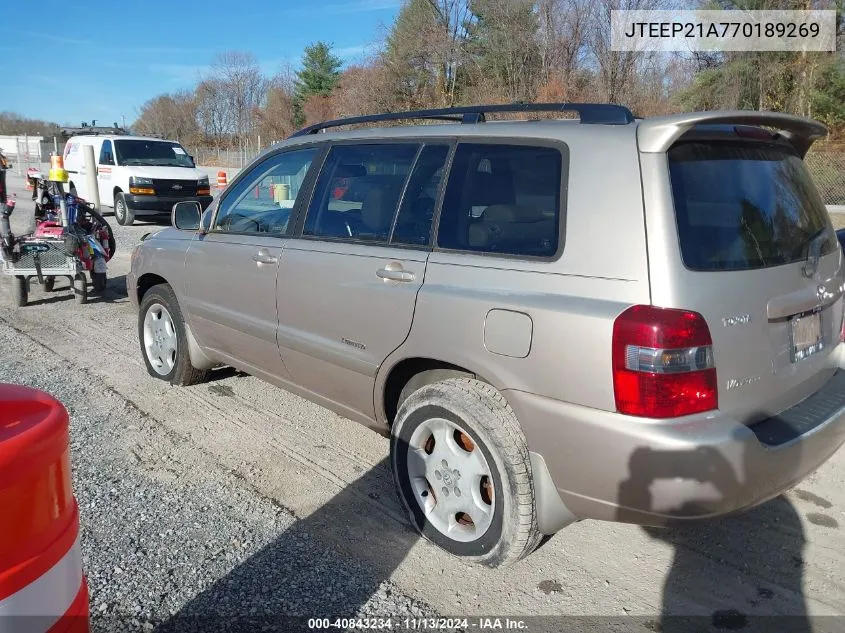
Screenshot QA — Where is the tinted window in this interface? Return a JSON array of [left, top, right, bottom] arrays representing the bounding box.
[[669, 142, 835, 271], [437, 144, 562, 257], [391, 144, 450, 247], [98, 140, 114, 165], [304, 144, 419, 243], [214, 148, 317, 235], [114, 140, 194, 167]]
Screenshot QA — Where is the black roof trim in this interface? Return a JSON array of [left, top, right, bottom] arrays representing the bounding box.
[[289, 103, 635, 138]]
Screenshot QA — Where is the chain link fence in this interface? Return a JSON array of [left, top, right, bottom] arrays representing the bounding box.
[[805, 152, 845, 207]]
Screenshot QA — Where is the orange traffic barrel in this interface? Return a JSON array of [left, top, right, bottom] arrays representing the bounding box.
[[216, 171, 228, 189], [0, 385, 90, 633]]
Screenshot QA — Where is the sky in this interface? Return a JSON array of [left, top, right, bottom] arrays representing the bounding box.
[[2, 0, 402, 128]]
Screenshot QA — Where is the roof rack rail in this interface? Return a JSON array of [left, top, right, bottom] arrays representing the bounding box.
[[289, 102, 635, 138]]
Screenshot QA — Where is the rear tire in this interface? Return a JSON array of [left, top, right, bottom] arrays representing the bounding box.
[[390, 378, 541, 568], [13, 276, 27, 307], [91, 271, 107, 293], [139, 283, 210, 386], [72, 273, 87, 304], [114, 192, 134, 226], [43, 276, 55, 292]]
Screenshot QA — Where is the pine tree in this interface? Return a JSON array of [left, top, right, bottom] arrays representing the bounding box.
[[293, 42, 343, 126]]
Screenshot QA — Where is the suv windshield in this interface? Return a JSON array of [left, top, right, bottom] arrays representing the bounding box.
[[669, 141, 835, 271], [114, 140, 195, 167]]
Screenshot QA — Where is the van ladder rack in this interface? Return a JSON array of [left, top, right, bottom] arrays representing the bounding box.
[[289, 102, 636, 138], [59, 126, 127, 137]]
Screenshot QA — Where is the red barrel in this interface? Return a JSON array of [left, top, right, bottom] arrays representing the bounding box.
[[0, 385, 89, 633]]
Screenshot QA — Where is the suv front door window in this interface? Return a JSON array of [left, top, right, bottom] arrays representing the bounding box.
[[182, 147, 320, 378]]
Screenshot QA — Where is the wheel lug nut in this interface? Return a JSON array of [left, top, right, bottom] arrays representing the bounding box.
[[441, 459, 448, 468], [435, 470, 442, 480], [454, 488, 461, 497], [442, 487, 449, 496]]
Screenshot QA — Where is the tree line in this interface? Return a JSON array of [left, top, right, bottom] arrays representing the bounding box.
[[7, 0, 845, 147]]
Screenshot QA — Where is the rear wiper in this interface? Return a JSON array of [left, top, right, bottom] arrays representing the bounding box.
[[802, 226, 831, 278]]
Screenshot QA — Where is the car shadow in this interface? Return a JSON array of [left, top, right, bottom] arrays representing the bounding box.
[[154, 453, 422, 633], [616, 418, 812, 633]]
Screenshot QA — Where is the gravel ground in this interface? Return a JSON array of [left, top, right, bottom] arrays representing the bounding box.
[[0, 323, 433, 632], [1, 174, 845, 633]]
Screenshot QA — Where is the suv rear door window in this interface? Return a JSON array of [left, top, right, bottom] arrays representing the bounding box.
[[304, 143, 419, 243], [669, 142, 835, 271], [437, 143, 562, 257]]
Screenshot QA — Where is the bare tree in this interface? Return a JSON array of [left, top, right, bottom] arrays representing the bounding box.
[[204, 51, 268, 149], [133, 91, 198, 142]]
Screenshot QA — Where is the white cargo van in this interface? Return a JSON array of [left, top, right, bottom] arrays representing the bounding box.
[[62, 133, 213, 226]]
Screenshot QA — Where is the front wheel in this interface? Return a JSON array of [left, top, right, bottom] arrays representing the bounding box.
[[139, 284, 210, 386], [390, 378, 541, 568], [91, 271, 107, 293], [114, 192, 135, 226]]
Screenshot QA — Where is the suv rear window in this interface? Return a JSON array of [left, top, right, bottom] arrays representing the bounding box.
[[669, 142, 835, 271], [437, 143, 563, 257]]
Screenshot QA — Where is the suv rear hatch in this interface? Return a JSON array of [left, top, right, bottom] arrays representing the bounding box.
[[638, 112, 844, 424]]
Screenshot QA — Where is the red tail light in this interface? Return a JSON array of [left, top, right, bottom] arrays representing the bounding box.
[[612, 305, 717, 418]]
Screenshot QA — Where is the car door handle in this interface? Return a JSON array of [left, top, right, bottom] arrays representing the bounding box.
[[252, 250, 278, 265], [376, 267, 415, 282]]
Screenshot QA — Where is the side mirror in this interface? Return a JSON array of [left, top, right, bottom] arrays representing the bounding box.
[[172, 201, 202, 231]]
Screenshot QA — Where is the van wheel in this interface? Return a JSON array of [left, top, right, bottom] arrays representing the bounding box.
[[114, 193, 134, 226], [139, 284, 210, 386], [390, 378, 541, 568], [13, 276, 28, 307]]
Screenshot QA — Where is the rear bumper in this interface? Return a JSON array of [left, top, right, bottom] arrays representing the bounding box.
[[507, 370, 845, 527], [124, 195, 213, 215]]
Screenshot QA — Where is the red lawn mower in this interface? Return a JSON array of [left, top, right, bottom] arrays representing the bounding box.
[[1, 173, 115, 307]]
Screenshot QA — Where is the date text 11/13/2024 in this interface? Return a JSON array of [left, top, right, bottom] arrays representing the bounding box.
[[307, 617, 528, 630]]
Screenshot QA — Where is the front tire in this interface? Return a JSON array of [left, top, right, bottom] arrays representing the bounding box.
[[114, 192, 134, 226], [390, 378, 541, 568], [139, 284, 210, 386], [91, 271, 107, 293]]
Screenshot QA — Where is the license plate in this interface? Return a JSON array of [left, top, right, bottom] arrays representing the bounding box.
[[790, 310, 824, 362]]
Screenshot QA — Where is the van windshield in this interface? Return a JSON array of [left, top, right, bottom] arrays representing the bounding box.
[[669, 141, 835, 271], [114, 140, 195, 168]]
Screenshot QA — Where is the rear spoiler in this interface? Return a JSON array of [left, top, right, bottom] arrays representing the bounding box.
[[637, 110, 828, 157]]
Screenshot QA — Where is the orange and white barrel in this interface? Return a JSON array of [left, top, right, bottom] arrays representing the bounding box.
[[216, 170, 228, 189], [0, 385, 90, 633]]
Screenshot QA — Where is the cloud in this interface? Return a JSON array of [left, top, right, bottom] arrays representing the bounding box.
[[148, 63, 213, 83], [292, 0, 400, 15], [20, 30, 89, 45], [335, 44, 370, 59]]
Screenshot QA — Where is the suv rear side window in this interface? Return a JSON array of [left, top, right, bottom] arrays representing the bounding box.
[[437, 143, 562, 257], [669, 142, 835, 271]]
